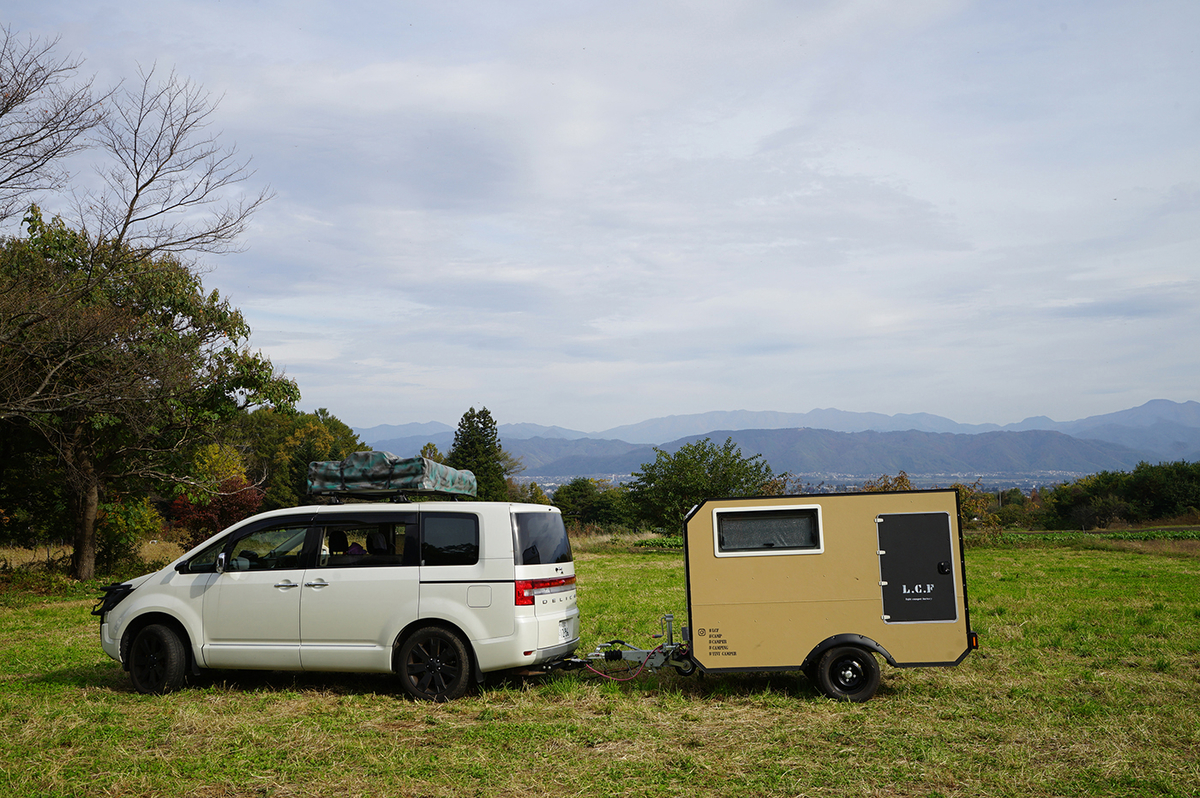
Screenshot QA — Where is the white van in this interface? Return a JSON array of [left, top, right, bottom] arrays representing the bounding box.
[[96, 502, 580, 701]]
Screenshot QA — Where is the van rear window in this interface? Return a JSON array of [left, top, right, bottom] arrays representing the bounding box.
[[514, 512, 573, 565]]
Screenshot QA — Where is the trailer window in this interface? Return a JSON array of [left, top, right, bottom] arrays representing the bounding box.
[[714, 506, 822, 557]]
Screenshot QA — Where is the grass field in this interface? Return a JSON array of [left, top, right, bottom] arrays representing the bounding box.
[[0, 540, 1197, 797]]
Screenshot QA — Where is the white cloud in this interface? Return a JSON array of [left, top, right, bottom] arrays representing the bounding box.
[[6, 1, 1199, 429]]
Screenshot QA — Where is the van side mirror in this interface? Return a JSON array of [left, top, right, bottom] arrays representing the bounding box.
[[215, 552, 227, 574]]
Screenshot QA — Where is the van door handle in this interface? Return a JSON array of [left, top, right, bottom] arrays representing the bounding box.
[[305, 580, 328, 588], [274, 582, 300, 589]]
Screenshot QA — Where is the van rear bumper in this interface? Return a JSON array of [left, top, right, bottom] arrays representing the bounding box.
[[531, 637, 580, 665]]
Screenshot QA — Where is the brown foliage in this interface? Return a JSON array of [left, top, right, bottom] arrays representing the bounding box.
[[170, 476, 264, 549]]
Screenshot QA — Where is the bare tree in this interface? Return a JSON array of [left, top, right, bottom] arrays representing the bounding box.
[[0, 25, 105, 223], [1, 59, 276, 422], [79, 66, 273, 260], [0, 33, 283, 579]]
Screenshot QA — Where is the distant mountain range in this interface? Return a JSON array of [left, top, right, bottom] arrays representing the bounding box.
[[354, 400, 1200, 485]]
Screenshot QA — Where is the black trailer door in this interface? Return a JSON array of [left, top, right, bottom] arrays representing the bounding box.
[[877, 512, 958, 623]]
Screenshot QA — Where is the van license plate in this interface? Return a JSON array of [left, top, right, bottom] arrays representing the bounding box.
[[559, 620, 570, 642]]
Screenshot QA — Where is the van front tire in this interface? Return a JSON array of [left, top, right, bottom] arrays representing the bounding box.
[[397, 626, 472, 702], [128, 624, 187, 695]]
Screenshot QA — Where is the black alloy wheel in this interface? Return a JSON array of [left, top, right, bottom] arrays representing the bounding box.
[[128, 624, 187, 695], [397, 627, 472, 702]]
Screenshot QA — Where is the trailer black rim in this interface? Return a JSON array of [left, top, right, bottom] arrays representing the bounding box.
[[816, 645, 880, 702], [831, 654, 866, 691]]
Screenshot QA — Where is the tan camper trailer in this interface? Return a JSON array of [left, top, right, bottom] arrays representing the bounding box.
[[681, 489, 977, 701]]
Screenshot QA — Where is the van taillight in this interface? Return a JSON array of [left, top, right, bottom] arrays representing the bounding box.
[[515, 575, 576, 606]]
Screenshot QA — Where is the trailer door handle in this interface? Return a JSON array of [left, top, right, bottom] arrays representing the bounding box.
[[938, 561, 952, 575]]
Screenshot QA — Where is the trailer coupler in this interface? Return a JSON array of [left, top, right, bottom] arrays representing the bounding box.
[[586, 614, 697, 676], [536, 614, 697, 677]]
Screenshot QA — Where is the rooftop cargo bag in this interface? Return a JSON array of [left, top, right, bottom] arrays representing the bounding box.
[[307, 451, 477, 498]]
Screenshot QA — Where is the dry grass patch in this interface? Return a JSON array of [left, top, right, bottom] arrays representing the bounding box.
[[1089, 538, 1200, 557], [0, 546, 1196, 796], [0, 544, 70, 570]]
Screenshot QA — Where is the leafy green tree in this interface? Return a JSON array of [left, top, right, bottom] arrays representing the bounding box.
[[1038, 462, 1200, 530], [1125, 460, 1200, 521], [0, 417, 70, 547], [507, 478, 551, 505], [862, 471, 914, 492], [167, 442, 264, 547], [239, 408, 364, 511], [0, 213, 297, 579], [951, 480, 999, 531], [95, 496, 164, 575], [420, 442, 444, 463], [994, 489, 1040, 529], [444, 407, 509, 501], [591, 481, 634, 526], [0, 55, 281, 579], [999, 488, 1026, 507], [1041, 470, 1133, 530], [553, 477, 601, 521], [626, 437, 775, 532], [553, 477, 632, 525]]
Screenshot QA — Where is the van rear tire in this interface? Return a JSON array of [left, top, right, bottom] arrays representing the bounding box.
[[397, 626, 472, 702], [815, 645, 880, 702]]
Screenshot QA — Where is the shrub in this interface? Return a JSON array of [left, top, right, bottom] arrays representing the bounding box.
[[96, 497, 164, 575]]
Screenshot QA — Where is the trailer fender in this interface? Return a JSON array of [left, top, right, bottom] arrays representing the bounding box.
[[801, 634, 896, 674]]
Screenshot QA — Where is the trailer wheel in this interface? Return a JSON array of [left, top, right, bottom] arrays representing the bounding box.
[[816, 645, 880, 702], [672, 657, 697, 677]]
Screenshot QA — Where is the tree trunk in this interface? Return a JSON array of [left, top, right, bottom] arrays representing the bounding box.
[[69, 454, 100, 581]]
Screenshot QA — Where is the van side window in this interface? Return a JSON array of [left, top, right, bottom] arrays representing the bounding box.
[[715, 507, 822, 556], [184, 535, 227, 573], [318, 522, 413, 567], [422, 514, 479, 566], [227, 525, 311, 570]]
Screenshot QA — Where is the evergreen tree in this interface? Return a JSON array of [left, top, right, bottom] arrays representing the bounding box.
[[445, 407, 508, 501]]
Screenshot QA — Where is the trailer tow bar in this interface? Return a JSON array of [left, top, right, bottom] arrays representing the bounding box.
[[582, 614, 697, 680]]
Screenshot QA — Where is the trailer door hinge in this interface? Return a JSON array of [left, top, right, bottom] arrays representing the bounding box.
[[879, 580, 888, 586]]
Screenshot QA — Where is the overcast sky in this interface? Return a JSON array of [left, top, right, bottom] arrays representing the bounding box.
[[9, 1, 1199, 431]]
